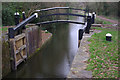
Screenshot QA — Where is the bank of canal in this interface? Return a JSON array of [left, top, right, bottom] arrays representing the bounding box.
[[67, 29, 101, 78], [4, 17, 85, 78]]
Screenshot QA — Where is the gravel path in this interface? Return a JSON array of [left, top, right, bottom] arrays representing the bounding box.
[[97, 16, 118, 24], [67, 30, 101, 78]]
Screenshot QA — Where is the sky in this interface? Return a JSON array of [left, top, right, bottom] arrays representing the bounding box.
[[0, 0, 119, 2]]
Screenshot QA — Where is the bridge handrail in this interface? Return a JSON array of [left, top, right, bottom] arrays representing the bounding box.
[[36, 20, 85, 25], [36, 7, 87, 24], [35, 7, 86, 12], [39, 13, 86, 18]]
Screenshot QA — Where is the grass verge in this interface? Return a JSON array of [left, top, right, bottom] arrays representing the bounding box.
[[0, 27, 8, 32], [86, 27, 119, 78]]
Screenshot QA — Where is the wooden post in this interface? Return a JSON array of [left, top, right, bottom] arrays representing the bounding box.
[[9, 39, 17, 70]]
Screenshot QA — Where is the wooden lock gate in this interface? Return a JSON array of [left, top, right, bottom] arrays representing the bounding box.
[[9, 13, 38, 70], [9, 33, 27, 70]]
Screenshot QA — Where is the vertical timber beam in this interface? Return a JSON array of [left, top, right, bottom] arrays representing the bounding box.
[[9, 39, 17, 70]]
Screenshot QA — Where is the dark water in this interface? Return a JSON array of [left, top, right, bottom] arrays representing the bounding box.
[[5, 17, 85, 78]]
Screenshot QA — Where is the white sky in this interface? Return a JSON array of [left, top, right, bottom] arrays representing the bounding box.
[[0, 0, 120, 2]]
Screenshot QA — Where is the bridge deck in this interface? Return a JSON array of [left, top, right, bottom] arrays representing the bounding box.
[[36, 20, 85, 26]]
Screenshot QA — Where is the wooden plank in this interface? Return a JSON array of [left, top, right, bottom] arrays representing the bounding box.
[[16, 49, 26, 66], [9, 39, 17, 70], [15, 39, 23, 51], [23, 37, 26, 44], [16, 53, 21, 61], [16, 48, 26, 66], [14, 33, 25, 41], [21, 48, 26, 56], [16, 59, 23, 66], [16, 55, 27, 66], [15, 45, 26, 54]]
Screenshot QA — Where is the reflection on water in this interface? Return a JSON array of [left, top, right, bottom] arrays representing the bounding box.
[[5, 17, 84, 78]]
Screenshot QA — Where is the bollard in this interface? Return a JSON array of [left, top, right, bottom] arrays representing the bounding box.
[[22, 11, 26, 29], [94, 12, 96, 19], [14, 12, 20, 25], [78, 29, 84, 47], [22, 11, 26, 20], [89, 13, 92, 18], [106, 33, 112, 41], [85, 16, 91, 34], [92, 12, 95, 24]]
